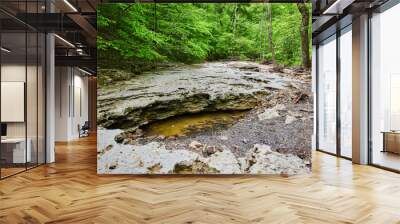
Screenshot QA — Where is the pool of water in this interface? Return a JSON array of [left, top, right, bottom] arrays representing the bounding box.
[[142, 111, 247, 137]]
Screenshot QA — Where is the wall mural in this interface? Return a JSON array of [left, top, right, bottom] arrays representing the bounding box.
[[97, 3, 312, 175]]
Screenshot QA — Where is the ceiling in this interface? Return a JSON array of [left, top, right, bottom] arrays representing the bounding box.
[[6, 0, 389, 74], [0, 0, 98, 74]]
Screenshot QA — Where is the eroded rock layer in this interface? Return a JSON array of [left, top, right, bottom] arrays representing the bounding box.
[[97, 62, 299, 129]]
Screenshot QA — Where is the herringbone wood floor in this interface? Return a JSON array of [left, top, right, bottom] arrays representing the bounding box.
[[1, 135, 400, 224]]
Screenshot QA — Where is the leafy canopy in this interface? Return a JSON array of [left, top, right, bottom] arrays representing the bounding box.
[[98, 3, 311, 72]]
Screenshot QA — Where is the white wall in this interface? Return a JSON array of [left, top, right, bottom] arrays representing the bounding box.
[[1, 64, 26, 138], [55, 66, 69, 141], [55, 67, 89, 141], [72, 73, 89, 138], [1, 63, 46, 164]]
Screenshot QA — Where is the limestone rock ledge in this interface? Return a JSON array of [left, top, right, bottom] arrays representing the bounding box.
[[97, 129, 310, 175], [97, 62, 301, 130]]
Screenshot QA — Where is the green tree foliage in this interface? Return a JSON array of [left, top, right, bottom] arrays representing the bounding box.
[[98, 3, 311, 73]]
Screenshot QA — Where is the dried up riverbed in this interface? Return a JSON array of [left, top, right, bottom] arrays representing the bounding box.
[[97, 61, 312, 175]]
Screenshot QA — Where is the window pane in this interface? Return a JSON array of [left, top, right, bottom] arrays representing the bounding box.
[[340, 27, 352, 158], [27, 31, 38, 169], [371, 4, 400, 171], [318, 35, 337, 154]]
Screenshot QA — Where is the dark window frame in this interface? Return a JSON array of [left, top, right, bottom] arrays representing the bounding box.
[[0, 0, 47, 180], [314, 18, 352, 161]]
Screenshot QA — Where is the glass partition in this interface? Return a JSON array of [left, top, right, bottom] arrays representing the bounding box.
[[317, 35, 337, 154], [1, 31, 28, 177], [27, 31, 38, 169], [38, 32, 46, 165], [0, 2, 46, 179]]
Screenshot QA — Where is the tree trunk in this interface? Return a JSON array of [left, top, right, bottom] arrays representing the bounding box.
[[297, 2, 311, 69], [232, 4, 239, 35], [231, 4, 239, 57], [259, 7, 266, 60], [266, 4, 275, 64], [259, 17, 264, 59]]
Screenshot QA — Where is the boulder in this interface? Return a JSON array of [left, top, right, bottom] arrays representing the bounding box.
[[97, 141, 200, 174], [241, 144, 309, 175], [204, 150, 241, 174]]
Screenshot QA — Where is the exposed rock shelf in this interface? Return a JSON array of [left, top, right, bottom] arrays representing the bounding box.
[[97, 61, 301, 130]]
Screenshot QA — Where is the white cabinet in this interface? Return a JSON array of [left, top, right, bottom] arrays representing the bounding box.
[[1, 138, 32, 163]]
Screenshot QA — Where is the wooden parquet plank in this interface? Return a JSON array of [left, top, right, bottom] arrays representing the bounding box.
[[0, 135, 400, 223]]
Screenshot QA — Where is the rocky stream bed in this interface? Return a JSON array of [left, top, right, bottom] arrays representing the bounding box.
[[97, 61, 313, 175]]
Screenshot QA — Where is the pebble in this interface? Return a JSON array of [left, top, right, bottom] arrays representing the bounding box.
[[189, 140, 203, 150], [219, 135, 228, 141]]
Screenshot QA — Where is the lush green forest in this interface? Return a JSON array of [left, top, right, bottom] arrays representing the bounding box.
[[98, 3, 311, 74]]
